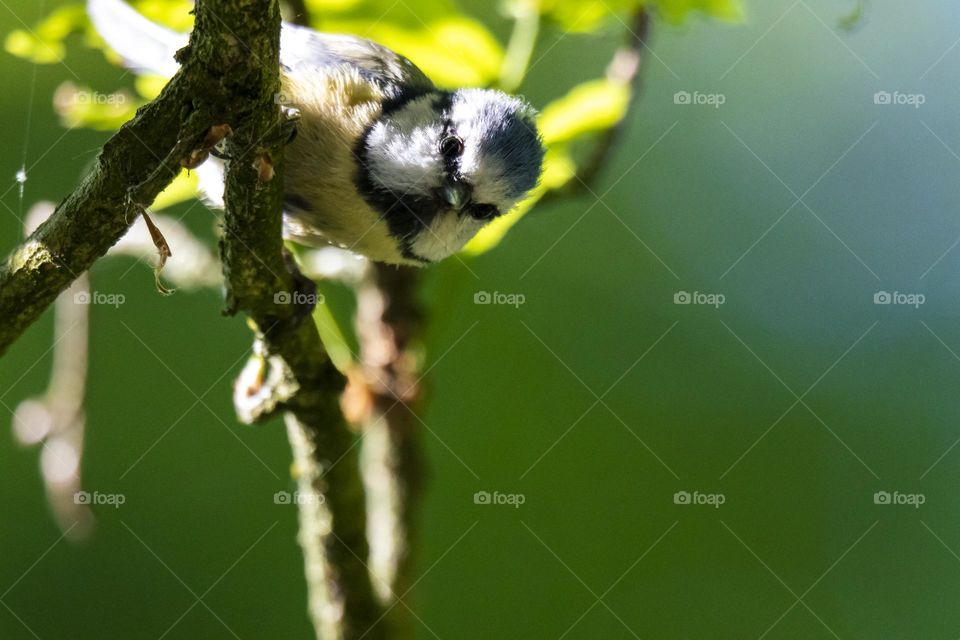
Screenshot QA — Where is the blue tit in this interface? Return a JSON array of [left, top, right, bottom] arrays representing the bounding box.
[[87, 0, 545, 266]]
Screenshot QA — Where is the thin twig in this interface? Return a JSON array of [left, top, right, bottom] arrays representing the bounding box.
[[12, 206, 93, 538], [576, 7, 651, 188], [353, 263, 424, 639], [542, 7, 651, 205], [499, 2, 541, 92]]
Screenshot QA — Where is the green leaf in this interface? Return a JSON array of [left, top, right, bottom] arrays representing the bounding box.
[[133, 0, 195, 31], [312, 297, 355, 372], [152, 171, 200, 211], [53, 81, 141, 130], [305, 0, 364, 12], [537, 0, 744, 32], [654, 0, 744, 23], [319, 17, 504, 87], [538, 0, 637, 33], [539, 78, 630, 145], [306, 0, 455, 27], [134, 75, 169, 100], [4, 4, 86, 64]]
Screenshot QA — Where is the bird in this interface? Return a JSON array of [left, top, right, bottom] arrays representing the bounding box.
[[87, 0, 545, 266]]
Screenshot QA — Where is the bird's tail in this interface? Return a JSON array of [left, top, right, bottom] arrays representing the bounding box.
[[87, 0, 187, 77]]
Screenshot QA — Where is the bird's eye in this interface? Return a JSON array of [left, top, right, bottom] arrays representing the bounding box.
[[470, 204, 499, 221], [439, 136, 464, 158]]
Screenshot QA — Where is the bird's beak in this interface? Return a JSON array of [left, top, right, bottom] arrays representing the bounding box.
[[441, 181, 471, 211]]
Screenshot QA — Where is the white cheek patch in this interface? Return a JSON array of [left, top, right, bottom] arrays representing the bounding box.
[[408, 213, 486, 262], [365, 96, 443, 198], [463, 153, 518, 214], [449, 89, 525, 214]]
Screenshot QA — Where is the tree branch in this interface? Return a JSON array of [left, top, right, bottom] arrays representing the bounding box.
[[212, 2, 385, 638], [1, 1, 386, 637], [575, 7, 650, 189], [540, 6, 651, 206], [0, 0, 289, 356], [354, 264, 424, 638]]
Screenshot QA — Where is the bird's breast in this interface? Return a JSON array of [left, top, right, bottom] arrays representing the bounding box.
[[278, 69, 409, 264]]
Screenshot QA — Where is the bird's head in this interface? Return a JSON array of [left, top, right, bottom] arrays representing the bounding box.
[[357, 88, 545, 264]]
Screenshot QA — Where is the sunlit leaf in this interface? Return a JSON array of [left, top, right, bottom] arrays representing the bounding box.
[[152, 170, 200, 211], [304, 0, 364, 12], [313, 298, 355, 372], [537, 0, 743, 31], [135, 75, 169, 100], [133, 0, 195, 31], [322, 17, 504, 87], [654, 0, 744, 23], [539, 78, 630, 145], [4, 4, 86, 64], [5, 30, 64, 63], [538, 0, 636, 33], [540, 146, 578, 189], [53, 81, 140, 130], [307, 0, 455, 27]]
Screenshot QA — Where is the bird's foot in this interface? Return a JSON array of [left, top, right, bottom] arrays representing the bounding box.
[[274, 106, 301, 146]]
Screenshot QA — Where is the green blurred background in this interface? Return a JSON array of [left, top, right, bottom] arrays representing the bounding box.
[[5, 0, 960, 637]]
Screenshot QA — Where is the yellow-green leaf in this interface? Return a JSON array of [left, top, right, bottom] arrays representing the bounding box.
[[539, 78, 630, 145], [135, 75, 169, 100], [655, 0, 744, 23], [303, 0, 367, 15], [152, 170, 200, 211], [313, 299, 355, 372], [321, 17, 504, 88], [307, 0, 455, 27], [4, 4, 86, 64], [539, 0, 636, 33], [133, 0, 195, 31], [53, 82, 140, 130], [538, 0, 743, 32], [4, 29, 64, 63]]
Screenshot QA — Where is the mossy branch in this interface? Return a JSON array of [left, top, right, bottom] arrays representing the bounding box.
[[210, 3, 385, 639], [1, 0, 385, 637], [0, 0, 276, 356]]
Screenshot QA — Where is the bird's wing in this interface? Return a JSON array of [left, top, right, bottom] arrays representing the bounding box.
[[87, 0, 186, 77], [279, 25, 435, 98], [88, 0, 434, 98]]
